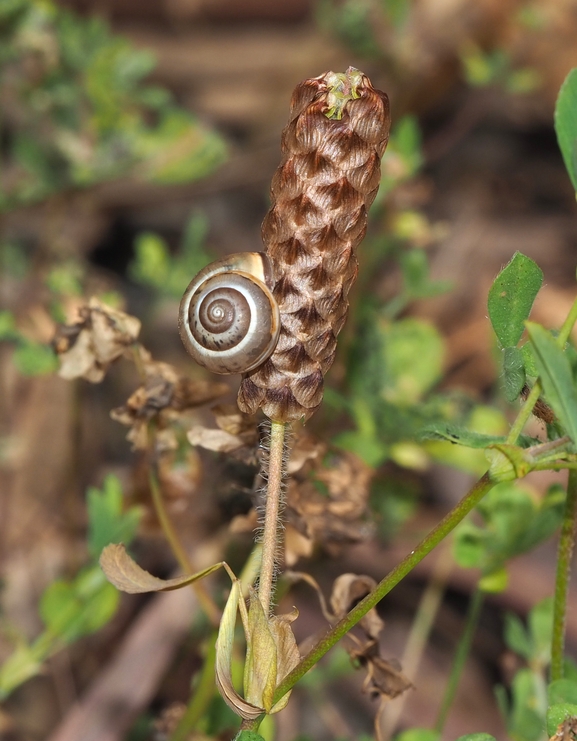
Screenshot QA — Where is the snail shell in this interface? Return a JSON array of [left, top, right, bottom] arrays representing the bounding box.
[[178, 252, 280, 375]]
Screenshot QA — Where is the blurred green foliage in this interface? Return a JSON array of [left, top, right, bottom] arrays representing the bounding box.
[[0, 475, 141, 698], [453, 483, 565, 592], [130, 211, 214, 299], [316, 0, 542, 95], [0, 0, 226, 210], [555, 68, 577, 194], [0, 309, 59, 375], [495, 598, 554, 741]]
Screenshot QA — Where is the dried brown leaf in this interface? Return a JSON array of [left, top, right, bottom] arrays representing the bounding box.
[[287, 431, 326, 474], [284, 525, 314, 566], [111, 357, 228, 450], [55, 298, 141, 382], [284, 570, 333, 623], [213, 404, 258, 440], [330, 573, 384, 640], [269, 608, 300, 714], [100, 543, 222, 594], [351, 639, 414, 700], [286, 444, 373, 557], [187, 404, 258, 454], [187, 426, 247, 453]]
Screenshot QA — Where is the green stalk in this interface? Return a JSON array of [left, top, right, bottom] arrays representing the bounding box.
[[528, 296, 577, 679], [435, 588, 484, 734], [507, 294, 577, 446], [557, 295, 577, 347], [379, 547, 452, 739], [258, 420, 286, 614], [507, 381, 542, 445], [273, 472, 495, 705], [149, 467, 220, 626], [551, 469, 577, 681], [170, 636, 217, 741]]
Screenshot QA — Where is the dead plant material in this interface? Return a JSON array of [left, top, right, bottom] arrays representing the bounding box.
[[187, 403, 259, 454], [520, 383, 556, 425], [54, 297, 141, 382], [284, 436, 374, 564], [111, 348, 228, 450], [329, 573, 413, 739]]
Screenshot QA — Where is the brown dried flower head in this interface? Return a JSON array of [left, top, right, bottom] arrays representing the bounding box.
[[238, 67, 390, 422]]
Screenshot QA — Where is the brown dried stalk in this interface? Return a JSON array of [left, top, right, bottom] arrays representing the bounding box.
[[238, 67, 391, 423]]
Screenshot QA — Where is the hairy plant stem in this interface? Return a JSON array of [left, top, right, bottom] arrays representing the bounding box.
[[551, 469, 577, 681], [273, 471, 495, 705], [258, 420, 286, 614], [170, 635, 217, 741], [149, 466, 220, 625], [435, 588, 484, 734]]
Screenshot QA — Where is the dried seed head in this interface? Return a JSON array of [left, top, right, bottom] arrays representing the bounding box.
[[238, 67, 390, 422]]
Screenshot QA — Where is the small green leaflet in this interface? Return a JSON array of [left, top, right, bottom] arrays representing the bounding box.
[[555, 67, 577, 194], [549, 678, 577, 706], [503, 346, 526, 402], [526, 322, 577, 444], [488, 252, 543, 348], [546, 704, 577, 738]]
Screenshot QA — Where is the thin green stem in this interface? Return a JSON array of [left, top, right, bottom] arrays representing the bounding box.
[[507, 381, 542, 445], [557, 295, 577, 347], [507, 294, 577, 446], [169, 636, 217, 741], [551, 469, 577, 681], [149, 467, 220, 625], [258, 420, 286, 614], [532, 462, 577, 472], [435, 588, 484, 734], [379, 547, 452, 739], [273, 472, 495, 705]]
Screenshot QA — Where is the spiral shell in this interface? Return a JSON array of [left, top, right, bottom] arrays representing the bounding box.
[[178, 252, 281, 375]]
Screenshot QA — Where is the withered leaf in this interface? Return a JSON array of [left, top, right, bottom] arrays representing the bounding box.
[[187, 426, 248, 453], [213, 404, 258, 440], [286, 443, 373, 560], [286, 430, 325, 474], [284, 571, 333, 623], [56, 298, 141, 382], [100, 543, 222, 594], [268, 608, 300, 714], [351, 639, 414, 700], [188, 404, 258, 453], [330, 573, 384, 640], [284, 526, 314, 566], [111, 352, 229, 450], [215, 579, 263, 721]]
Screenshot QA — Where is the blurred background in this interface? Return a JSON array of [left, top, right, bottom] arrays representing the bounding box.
[[2, 0, 577, 739]]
